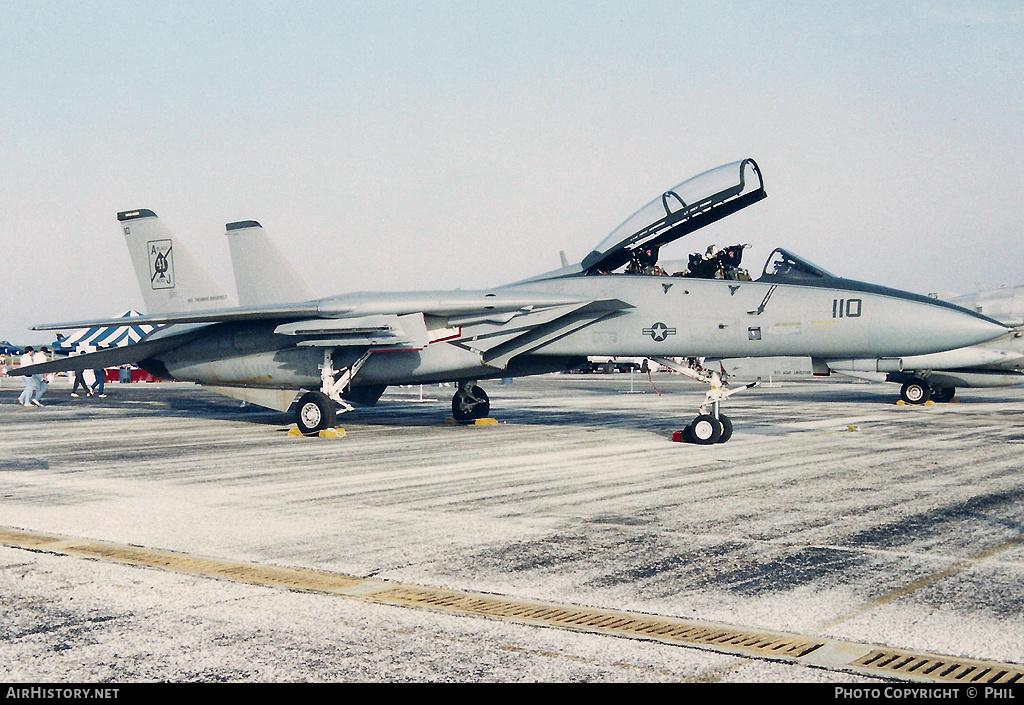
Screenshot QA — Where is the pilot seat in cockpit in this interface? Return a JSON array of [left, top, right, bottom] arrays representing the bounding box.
[[683, 243, 751, 280], [627, 244, 661, 275]]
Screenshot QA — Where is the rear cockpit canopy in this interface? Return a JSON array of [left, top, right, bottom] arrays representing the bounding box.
[[582, 158, 766, 275]]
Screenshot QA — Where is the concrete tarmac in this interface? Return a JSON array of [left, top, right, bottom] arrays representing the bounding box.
[[1, 373, 1022, 682]]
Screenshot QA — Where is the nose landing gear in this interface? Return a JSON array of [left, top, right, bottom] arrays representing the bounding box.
[[654, 357, 757, 445], [899, 377, 956, 404]]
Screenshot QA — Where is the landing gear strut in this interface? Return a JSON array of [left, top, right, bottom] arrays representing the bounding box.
[[452, 381, 490, 423], [654, 357, 756, 445]]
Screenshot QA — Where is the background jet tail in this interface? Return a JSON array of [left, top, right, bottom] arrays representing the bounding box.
[[50, 310, 156, 354], [118, 209, 234, 315], [225, 220, 316, 306]]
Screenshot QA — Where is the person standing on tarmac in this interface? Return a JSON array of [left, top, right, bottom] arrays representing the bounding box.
[[31, 346, 50, 406], [91, 366, 107, 398], [17, 346, 35, 406], [71, 368, 91, 397]]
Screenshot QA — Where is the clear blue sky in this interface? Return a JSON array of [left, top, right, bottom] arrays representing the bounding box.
[[2, 1, 1022, 342]]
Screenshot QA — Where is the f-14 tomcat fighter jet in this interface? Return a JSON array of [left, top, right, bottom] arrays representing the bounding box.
[[15, 159, 1008, 441]]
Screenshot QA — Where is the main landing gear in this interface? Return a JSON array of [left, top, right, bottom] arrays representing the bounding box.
[[294, 350, 372, 435], [653, 357, 758, 445], [452, 381, 490, 423]]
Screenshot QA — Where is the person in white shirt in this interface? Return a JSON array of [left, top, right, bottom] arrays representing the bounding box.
[[17, 347, 36, 406], [30, 347, 50, 406]]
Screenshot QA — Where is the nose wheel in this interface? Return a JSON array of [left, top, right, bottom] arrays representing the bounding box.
[[686, 413, 722, 444], [900, 379, 930, 404], [899, 378, 956, 404], [679, 411, 735, 445]]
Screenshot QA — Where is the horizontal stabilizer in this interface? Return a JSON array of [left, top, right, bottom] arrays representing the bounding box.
[[7, 332, 198, 377], [32, 301, 326, 331], [51, 310, 156, 354]]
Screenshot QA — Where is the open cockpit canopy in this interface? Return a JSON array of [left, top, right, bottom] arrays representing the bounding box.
[[582, 158, 765, 275]]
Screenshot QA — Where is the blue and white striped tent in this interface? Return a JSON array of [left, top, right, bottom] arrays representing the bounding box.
[[51, 310, 156, 354]]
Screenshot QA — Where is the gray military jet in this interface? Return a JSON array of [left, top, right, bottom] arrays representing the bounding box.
[[13, 158, 1009, 442]]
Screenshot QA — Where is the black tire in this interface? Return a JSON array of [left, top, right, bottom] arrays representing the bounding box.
[[900, 379, 931, 404], [689, 414, 722, 445], [296, 391, 336, 435], [452, 385, 490, 422], [716, 414, 733, 443], [930, 386, 956, 403]]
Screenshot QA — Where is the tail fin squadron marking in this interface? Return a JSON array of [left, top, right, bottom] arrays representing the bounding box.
[[148, 240, 174, 288], [118, 210, 234, 315]]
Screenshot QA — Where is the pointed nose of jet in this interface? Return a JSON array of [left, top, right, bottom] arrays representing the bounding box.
[[870, 294, 1009, 356], [939, 310, 1011, 348]]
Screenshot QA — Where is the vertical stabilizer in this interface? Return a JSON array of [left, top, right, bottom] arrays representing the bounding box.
[[225, 220, 316, 306], [118, 209, 234, 315]]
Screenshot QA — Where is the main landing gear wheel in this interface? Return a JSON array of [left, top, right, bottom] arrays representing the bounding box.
[[930, 386, 956, 403], [452, 384, 490, 423], [296, 391, 336, 435], [900, 379, 931, 405]]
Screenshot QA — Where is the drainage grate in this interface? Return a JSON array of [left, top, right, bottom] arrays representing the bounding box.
[[853, 648, 1024, 684], [369, 585, 827, 660]]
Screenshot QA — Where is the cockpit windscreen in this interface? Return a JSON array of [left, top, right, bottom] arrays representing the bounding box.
[[758, 248, 837, 282]]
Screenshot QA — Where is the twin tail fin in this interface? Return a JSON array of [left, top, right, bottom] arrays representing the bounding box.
[[117, 209, 234, 315]]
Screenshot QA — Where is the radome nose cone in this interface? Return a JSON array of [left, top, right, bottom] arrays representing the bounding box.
[[918, 308, 1008, 352], [869, 295, 1009, 357], [952, 313, 1010, 346]]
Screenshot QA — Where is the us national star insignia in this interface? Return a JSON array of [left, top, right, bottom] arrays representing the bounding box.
[[643, 322, 676, 342]]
